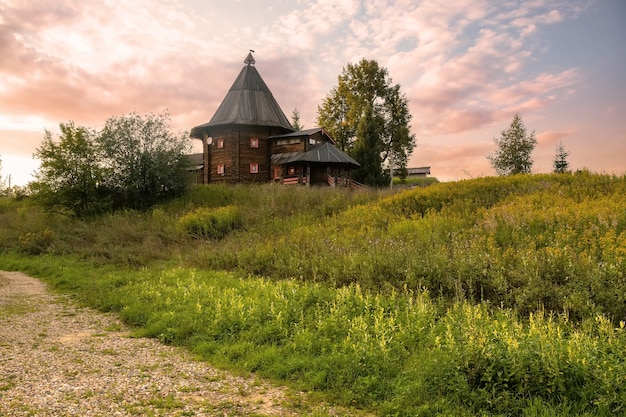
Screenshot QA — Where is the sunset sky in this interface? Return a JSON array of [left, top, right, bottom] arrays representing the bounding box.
[[1, 0, 624, 186]]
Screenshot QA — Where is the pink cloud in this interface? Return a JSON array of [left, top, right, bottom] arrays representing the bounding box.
[[536, 128, 577, 146], [0, 0, 241, 134], [490, 70, 579, 104], [412, 2, 587, 129], [0, 129, 43, 155], [411, 141, 495, 180], [417, 108, 495, 135]]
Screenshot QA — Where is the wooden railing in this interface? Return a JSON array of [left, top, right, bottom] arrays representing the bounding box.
[[283, 177, 300, 185], [327, 175, 370, 191], [348, 179, 369, 191], [282, 176, 308, 185]]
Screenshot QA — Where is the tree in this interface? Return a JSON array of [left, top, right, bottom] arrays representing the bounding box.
[[351, 103, 388, 186], [291, 108, 303, 131], [97, 111, 192, 210], [316, 59, 415, 181], [487, 114, 537, 175], [553, 142, 570, 174], [31, 112, 193, 216], [31, 122, 106, 216]]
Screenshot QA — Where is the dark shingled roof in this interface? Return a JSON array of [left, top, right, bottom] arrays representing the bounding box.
[[186, 153, 204, 170], [190, 53, 293, 138], [269, 127, 335, 143], [271, 142, 360, 167]]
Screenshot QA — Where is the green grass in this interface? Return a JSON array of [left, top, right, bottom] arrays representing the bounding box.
[[392, 175, 439, 187], [1, 172, 625, 416]]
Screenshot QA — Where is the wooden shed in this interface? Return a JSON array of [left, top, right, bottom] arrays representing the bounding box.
[[270, 130, 360, 186]]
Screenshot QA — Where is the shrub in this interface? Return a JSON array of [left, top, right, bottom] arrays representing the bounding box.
[[17, 229, 55, 255], [178, 205, 242, 239]]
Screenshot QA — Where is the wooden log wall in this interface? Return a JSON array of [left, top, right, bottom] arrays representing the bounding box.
[[207, 125, 288, 183]]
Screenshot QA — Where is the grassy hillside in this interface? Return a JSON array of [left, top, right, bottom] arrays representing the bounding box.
[[1, 172, 625, 416]]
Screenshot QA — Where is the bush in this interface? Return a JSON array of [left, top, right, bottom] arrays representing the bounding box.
[[30, 113, 192, 216], [17, 229, 55, 255], [178, 205, 242, 239]]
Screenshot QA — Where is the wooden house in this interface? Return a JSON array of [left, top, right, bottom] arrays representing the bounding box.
[[189, 52, 359, 186], [406, 167, 431, 177], [269, 128, 360, 186]]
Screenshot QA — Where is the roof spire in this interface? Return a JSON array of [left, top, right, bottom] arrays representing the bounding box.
[[244, 50, 255, 66]]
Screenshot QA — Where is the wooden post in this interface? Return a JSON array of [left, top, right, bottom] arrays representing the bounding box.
[[202, 134, 209, 184], [306, 164, 311, 187]]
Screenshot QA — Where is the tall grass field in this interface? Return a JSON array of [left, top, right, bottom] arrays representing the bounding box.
[[1, 172, 624, 416]]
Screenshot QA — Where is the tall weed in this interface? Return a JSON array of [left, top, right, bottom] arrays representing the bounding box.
[[178, 205, 242, 239]]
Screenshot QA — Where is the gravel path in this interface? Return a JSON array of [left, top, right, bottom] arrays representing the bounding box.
[[0, 271, 304, 416]]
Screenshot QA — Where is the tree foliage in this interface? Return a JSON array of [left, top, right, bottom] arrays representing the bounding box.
[[487, 114, 537, 176], [31, 122, 106, 216], [290, 108, 303, 131], [316, 59, 415, 184], [553, 142, 570, 174], [351, 103, 388, 186], [31, 112, 192, 216], [97, 112, 192, 210]]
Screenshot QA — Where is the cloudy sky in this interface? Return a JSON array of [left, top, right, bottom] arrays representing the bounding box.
[[1, 0, 624, 186]]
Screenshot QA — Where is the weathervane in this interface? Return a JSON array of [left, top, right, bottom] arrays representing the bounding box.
[[245, 49, 256, 66]]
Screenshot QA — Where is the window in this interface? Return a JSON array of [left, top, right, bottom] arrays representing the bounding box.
[[273, 166, 282, 179], [250, 163, 259, 174], [276, 138, 301, 146], [288, 166, 296, 175], [217, 138, 224, 149], [250, 137, 258, 148], [217, 164, 225, 175]]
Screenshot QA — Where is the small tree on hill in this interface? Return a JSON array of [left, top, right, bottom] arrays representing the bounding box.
[[487, 114, 537, 175], [97, 111, 192, 210], [291, 108, 303, 131], [31, 122, 106, 216], [553, 142, 570, 174]]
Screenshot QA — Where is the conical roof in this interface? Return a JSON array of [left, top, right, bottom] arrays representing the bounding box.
[[190, 52, 293, 137]]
